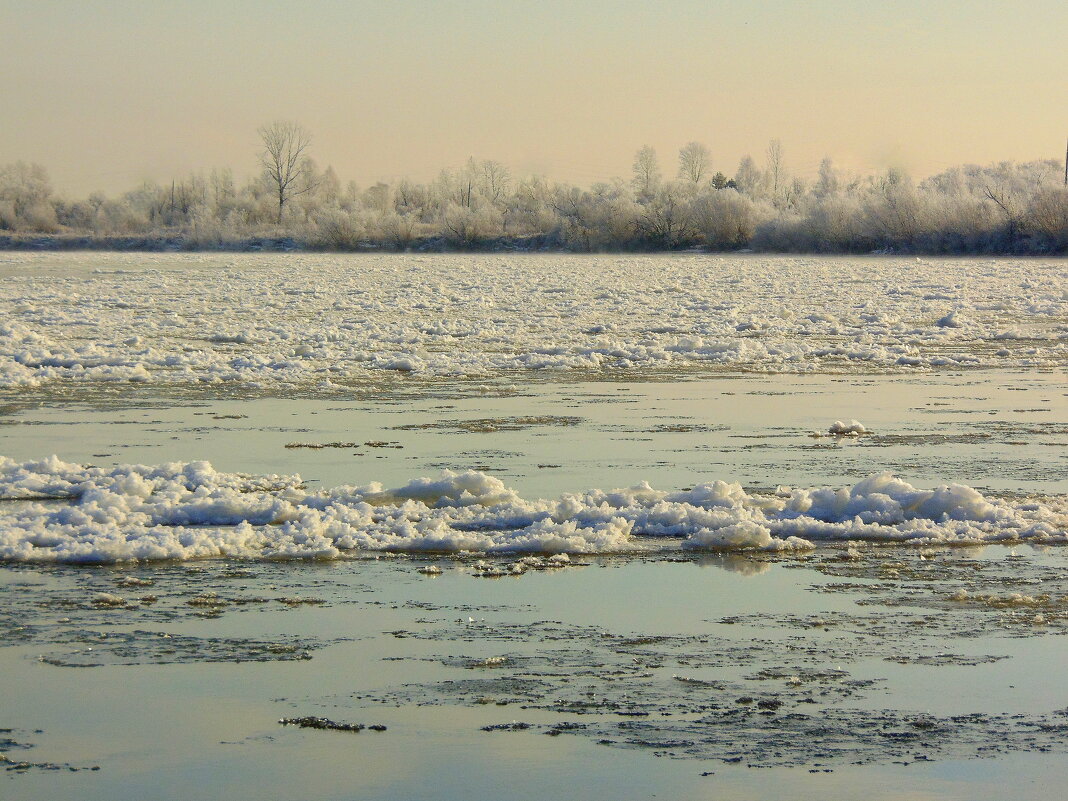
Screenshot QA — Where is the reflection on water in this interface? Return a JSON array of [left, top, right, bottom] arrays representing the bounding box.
[[695, 553, 773, 576]]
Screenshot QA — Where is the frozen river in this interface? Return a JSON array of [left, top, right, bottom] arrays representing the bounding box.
[[1, 253, 1066, 799]]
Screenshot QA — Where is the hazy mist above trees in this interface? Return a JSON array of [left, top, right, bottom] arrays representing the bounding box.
[[1, 124, 1067, 254]]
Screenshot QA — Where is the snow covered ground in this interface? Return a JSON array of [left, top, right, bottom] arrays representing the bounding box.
[[1, 252, 1065, 390]]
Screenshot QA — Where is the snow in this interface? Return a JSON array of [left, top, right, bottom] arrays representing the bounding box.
[[1, 253, 1065, 391], [1, 457, 1064, 563], [936, 310, 967, 328]]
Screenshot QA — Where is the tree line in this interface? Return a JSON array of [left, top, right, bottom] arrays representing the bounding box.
[[1, 122, 1066, 254]]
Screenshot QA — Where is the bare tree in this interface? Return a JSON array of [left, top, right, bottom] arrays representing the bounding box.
[[258, 121, 316, 225], [677, 141, 710, 184]]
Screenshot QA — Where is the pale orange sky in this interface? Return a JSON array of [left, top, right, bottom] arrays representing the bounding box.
[[3, 0, 1066, 196]]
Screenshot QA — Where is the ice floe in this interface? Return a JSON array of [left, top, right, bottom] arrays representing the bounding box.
[[827, 419, 869, 436], [0, 456, 1064, 563]]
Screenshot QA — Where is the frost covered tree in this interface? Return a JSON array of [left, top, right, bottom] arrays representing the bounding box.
[[815, 157, 839, 198], [784, 177, 807, 209], [8, 131, 1068, 254], [549, 181, 639, 250], [765, 139, 785, 201], [504, 176, 556, 238], [318, 166, 341, 207], [363, 182, 393, 214], [801, 194, 866, 251], [258, 121, 316, 225], [677, 141, 710, 185], [637, 182, 695, 246], [0, 161, 55, 230], [209, 168, 237, 219], [974, 162, 1036, 242], [441, 201, 502, 245], [631, 145, 661, 202], [435, 160, 482, 209], [863, 168, 925, 245], [379, 210, 424, 248], [1026, 186, 1068, 247], [314, 207, 364, 249], [477, 160, 511, 206], [733, 156, 764, 198], [690, 189, 756, 248]]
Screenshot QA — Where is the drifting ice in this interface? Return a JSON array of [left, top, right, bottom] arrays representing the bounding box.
[[2, 254, 1066, 391], [0, 457, 1064, 563], [828, 419, 869, 436]]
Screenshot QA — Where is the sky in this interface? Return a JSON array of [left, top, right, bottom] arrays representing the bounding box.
[[3, 0, 1067, 196]]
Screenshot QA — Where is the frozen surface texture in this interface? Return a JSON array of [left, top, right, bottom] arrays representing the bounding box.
[[1, 456, 1064, 562], [1, 253, 1066, 390]]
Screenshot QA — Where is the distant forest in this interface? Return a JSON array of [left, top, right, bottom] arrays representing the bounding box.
[[2, 123, 1067, 254]]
